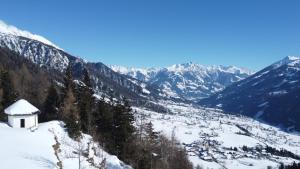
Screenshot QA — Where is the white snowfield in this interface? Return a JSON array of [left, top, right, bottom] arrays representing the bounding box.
[[0, 121, 131, 169], [133, 101, 300, 169]]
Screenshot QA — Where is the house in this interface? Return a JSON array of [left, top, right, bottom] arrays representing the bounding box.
[[4, 99, 39, 129]]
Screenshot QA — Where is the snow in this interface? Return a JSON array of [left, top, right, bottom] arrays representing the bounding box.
[[269, 90, 288, 96], [216, 104, 223, 108], [0, 20, 61, 49], [258, 102, 268, 108], [253, 70, 269, 79], [0, 121, 130, 169], [0, 32, 69, 72], [272, 56, 300, 69], [111, 63, 253, 101], [289, 80, 299, 84], [133, 101, 300, 169], [225, 158, 278, 169], [0, 122, 57, 169], [4, 99, 39, 115], [141, 83, 150, 94]]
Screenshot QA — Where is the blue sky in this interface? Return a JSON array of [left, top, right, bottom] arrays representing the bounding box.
[[1, 0, 300, 70]]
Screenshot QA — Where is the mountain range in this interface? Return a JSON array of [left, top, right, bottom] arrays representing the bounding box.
[[111, 63, 253, 101], [0, 20, 254, 107], [0, 20, 300, 132]]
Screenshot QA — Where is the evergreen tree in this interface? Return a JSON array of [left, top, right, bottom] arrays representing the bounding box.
[[138, 121, 159, 169], [42, 83, 60, 122], [63, 84, 81, 140], [112, 97, 135, 160], [95, 95, 114, 148], [60, 64, 81, 140], [145, 121, 159, 144], [62, 64, 74, 98], [78, 68, 95, 135], [82, 68, 92, 89]]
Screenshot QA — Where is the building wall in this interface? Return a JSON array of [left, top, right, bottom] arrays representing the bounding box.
[[8, 114, 38, 128]]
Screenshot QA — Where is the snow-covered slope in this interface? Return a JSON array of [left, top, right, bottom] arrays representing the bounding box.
[[0, 29, 69, 71], [111, 63, 253, 101], [0, 20, 60, 49], [0, 20, 154, 102], [134, 101, 300, 169], [0, 121, 130, 169], [200, 56, 300, 131]]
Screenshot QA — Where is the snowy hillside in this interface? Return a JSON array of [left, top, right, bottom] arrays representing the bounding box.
[[0, 121, 131, 169], [134, 101, 300, 169], [111, 63, 253, 101], [200, 56, 300, 131]]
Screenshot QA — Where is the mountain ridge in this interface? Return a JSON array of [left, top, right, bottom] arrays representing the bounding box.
[[199, 55, 300, 131], [0, 20, 61, 49], [111, 63, 254, 101], [0, 22, 160, 107]]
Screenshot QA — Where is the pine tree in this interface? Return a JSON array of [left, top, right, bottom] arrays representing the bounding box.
[[78, 68, 95, 135], [63, 85, 81, 140], [62, 64, 74, 98], [42, 84, 60, 122], [60, 64, 81, 140], [145, 122, 158, 144], [82, 68, 92, 89], [60, 64, 75, 117], [112, 97, 135, 159], [95, 95, 114, 148], [138, 121, 159, 169]]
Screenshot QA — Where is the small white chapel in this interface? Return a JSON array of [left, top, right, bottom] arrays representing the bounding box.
[[4, 99, 39, 129]]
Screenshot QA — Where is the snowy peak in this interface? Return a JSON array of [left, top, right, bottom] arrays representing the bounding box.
[[164, 62, 254, 75], [272, 55, 300, 68], [0, 20, 61, 49], [110, 65, 154, 75], [111, 63, 253, 101], [112, 63, 254, 76], [285, 55, 300, 61], [166, 62, 205, 72]]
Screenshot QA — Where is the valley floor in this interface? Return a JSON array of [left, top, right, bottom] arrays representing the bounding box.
[[134, 101, 300, 169]]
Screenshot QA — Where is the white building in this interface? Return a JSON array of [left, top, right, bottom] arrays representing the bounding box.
[[4, 99, 39, 129]]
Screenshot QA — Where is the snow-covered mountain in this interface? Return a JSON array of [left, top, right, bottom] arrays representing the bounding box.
[[111, 63, 253, 101], [200, 56, 300, 131], [0, 20, 156, 103], [0, 20, 60, 49], [0, 20, 255, 105], [135, 101, 300, 169]]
